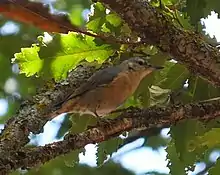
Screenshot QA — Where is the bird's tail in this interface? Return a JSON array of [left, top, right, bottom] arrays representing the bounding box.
[[45, 98, 79, 120]]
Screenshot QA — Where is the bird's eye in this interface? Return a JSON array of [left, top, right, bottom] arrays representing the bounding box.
[[137, 59, 145, 65]]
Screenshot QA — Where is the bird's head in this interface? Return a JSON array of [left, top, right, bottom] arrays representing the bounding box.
[[120, 57, 163, 74]]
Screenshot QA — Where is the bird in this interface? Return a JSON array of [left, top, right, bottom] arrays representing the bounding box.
[[48, 57, 163, 119]]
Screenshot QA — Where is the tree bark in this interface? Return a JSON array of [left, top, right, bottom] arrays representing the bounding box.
[[100, 0, 220, 86], [1, 99, 220, 174]]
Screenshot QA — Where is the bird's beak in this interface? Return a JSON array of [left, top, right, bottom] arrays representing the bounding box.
[[149, 65, 164, 70]]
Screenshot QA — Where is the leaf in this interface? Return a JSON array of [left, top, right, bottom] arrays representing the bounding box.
[[174, 11, 194, 30], [97, 137, 123, 166], [87, 2, 106, 33], [64, 149, 84, 167], [149, 85, 171, 106], [185, 0, 207, 25], [154, 62, 189, 90], [183, 76, 220, 102], [146, 135, 168, 149], [14, 32, 115, 81], [106, 14, 122, 27], [149, 51, 169, 66], [87, 2, 122, 36], [13, 44, 43, 77], [204, 0, 220, 19], [166, 140, 186, 175], [170, 120, 207, 169], [56, 116, 72, 139], [68, 4, 84, 27], [191, 128, 220, 151], [209, 158, 220, 175], [70, 114, 96, 134], [0, 0, 77, 33]]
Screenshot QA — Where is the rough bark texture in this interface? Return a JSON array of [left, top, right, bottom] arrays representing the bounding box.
[[0, 65, 96, 174], [1, 0, 220, 174], [1, 99, 220, 174], [100, 0, 220, 86]]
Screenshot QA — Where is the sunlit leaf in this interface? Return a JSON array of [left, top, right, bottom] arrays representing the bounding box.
[[14, 32, 116, 81]]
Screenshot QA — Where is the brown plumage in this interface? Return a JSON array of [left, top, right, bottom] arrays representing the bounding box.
[[49, 57, 163, 119]]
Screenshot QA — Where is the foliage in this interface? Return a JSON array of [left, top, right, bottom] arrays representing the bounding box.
[[0, 0, 220, 174]]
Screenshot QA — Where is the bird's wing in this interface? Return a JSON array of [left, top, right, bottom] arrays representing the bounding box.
[[55, 66, 122, 106]]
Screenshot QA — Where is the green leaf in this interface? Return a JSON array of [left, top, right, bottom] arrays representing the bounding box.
[[106, 14, 122, 27], [174, 11, 194, 30], [185, 0, 207, 25], [69, 5, 85, 27], [204, 0, 220, 19], [170, 120, 206, 169], [97, 137, 123, 166], [209, 158, 220, 175], [166, 140, 186, 175], [14, 32, 115, 81], [64, 149, 84, 167], [70, 114, 96, 134], [87, 2, 125, 37], [13, 45, 43, 77], [87, 2, 106, 33], [149, 85, 171, 106], [56, 116, 72, 139], [146, 135, 168, 149], [192, 128, 220, 150], [154, 62, 189, 90], [183, 76, 220, 102], [149, 51, 169, 66]]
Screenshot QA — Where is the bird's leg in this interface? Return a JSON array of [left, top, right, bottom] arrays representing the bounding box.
[[94, 110, 113, 126], [87, 110, 112, 129]]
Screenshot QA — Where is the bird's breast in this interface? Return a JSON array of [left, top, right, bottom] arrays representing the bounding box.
[[95, 71, 143, 116]]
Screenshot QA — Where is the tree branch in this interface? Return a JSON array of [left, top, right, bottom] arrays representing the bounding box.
[[1, 98, 220, 173], [0, 65, 96, 167], [99, 0, 220, 86]]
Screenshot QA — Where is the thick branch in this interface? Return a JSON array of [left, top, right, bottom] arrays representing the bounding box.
[[100, 0, 220, 86], [1, 99, 220, 173], [0, 66, 96, 159]]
